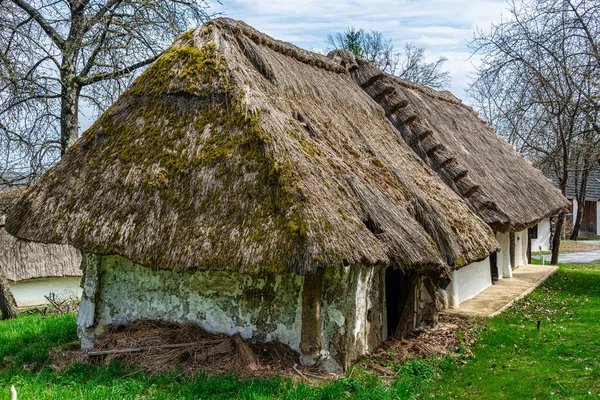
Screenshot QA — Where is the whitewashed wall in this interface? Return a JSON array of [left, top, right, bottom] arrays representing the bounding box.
[[495, 232, 512, 279], [9, 277, 81, 307], [531, 219, 552, 251], [79, 255, 304, 351], [597, 203, 600, 235], [515, 230, 528, 268], [444, 257, 491, 308]]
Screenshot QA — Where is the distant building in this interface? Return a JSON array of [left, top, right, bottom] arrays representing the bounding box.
[[0, 187, 81, 306], [564, 170, 600, 238]]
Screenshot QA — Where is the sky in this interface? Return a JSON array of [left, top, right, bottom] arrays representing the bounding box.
[[209, 0, 512, 98], [80, 0, 513, 132]]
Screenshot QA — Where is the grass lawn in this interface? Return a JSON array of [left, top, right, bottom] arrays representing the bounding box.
[[535, 239, 600, 255], [1, 261, 598, 399]]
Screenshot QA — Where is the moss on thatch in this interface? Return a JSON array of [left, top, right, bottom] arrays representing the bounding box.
[[1, 188, 81, 281], [7, 19, 498, 275], [330, 50, 570, 232]]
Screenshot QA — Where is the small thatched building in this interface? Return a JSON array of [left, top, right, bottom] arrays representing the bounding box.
[[7, 19, 499, 370], [0, 188, 81, 306], [329, 50, 569, 308]]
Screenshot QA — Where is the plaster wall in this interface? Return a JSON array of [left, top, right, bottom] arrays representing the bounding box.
[[445, 257, 491, 307], [82, 255, 304, 351], [9, 277, 81, 307], [495, 232, 512, 279], [597, 203, 600, 236], [76, 254, 387, 370], [320, 265, 385, 368], [531, 219, 552, 251], [514, 230, 528, 268]]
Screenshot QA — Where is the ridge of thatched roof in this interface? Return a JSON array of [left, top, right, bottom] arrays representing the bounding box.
[[6, 18, 498, 276], [329, 50, 569, 232], [1, 188, 81, 281]]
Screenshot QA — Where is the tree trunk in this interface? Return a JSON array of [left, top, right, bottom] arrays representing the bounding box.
[[570, 206, 584, 240], [59, 75, 81, 155], [551, 212, 565, 265], [0, 267, 18, 319], [570, 168, 590, 240]]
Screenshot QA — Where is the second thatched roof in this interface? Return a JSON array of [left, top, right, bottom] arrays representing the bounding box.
[[6, 19, 498, 276], [329, 50, 570, 232], [1, 188, 81, 281]]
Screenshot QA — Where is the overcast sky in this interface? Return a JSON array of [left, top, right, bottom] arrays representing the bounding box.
[[80, 0, 514, 131]]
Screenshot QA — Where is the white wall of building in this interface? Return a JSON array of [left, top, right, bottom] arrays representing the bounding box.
[[9, 277, 82, 307], [495, 232, 512, 279], [515, 230, 528, 268], [597, 202, 600, 236], [531, 219, 552, 251], [445, 257, 491, 308]]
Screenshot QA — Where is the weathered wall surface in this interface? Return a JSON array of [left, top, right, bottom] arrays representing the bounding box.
[[77, 254, 388, 371], [81, 254, 304, 351], [320, 265, 384, 369]]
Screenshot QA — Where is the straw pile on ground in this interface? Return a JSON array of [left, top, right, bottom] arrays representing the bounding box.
[[361, 314, 483, 378], [79, 320, 323, 378], [50, 315, 480, 380], [329, 50, 569, 232]]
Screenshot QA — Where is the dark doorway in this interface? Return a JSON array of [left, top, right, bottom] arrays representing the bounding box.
[[490, 251, 498, 283], [385, 267, 411, 338]]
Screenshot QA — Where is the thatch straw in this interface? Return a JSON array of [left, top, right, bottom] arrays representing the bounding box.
[[0, 188, 81, 281], [329, 50, 570, 232], [7, 18, 497, 275], [92, 320, 299, 375]]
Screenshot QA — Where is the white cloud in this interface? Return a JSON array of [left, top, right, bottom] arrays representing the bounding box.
[[76, 0, 514, 132], [213, 0, 514, 99]]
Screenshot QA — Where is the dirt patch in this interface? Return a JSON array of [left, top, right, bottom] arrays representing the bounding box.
[[358, 314, 483, 378]]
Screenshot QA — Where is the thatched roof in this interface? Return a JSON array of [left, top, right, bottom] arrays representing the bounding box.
[[1, 188, 81, 281], [6, 18, 497, 276], [329, 50, 570, 232]]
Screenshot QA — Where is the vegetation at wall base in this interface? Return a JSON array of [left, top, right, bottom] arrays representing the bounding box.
[[1, 260, 598, 399]]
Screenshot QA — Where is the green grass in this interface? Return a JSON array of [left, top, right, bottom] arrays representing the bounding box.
[[0, 315, 434, 399], [427, 261, 600, 399], [1, 261, 599, 399]]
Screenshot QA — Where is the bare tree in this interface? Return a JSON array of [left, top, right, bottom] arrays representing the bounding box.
[[0, 0, 215, 183], [327, 27, 451, 89], [469, 0, 600, 262], [0, 0, 215, 318]]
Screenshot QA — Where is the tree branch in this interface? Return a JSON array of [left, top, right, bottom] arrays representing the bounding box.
[[10, 0, 66, 49], [77, 55, 157, 86]]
